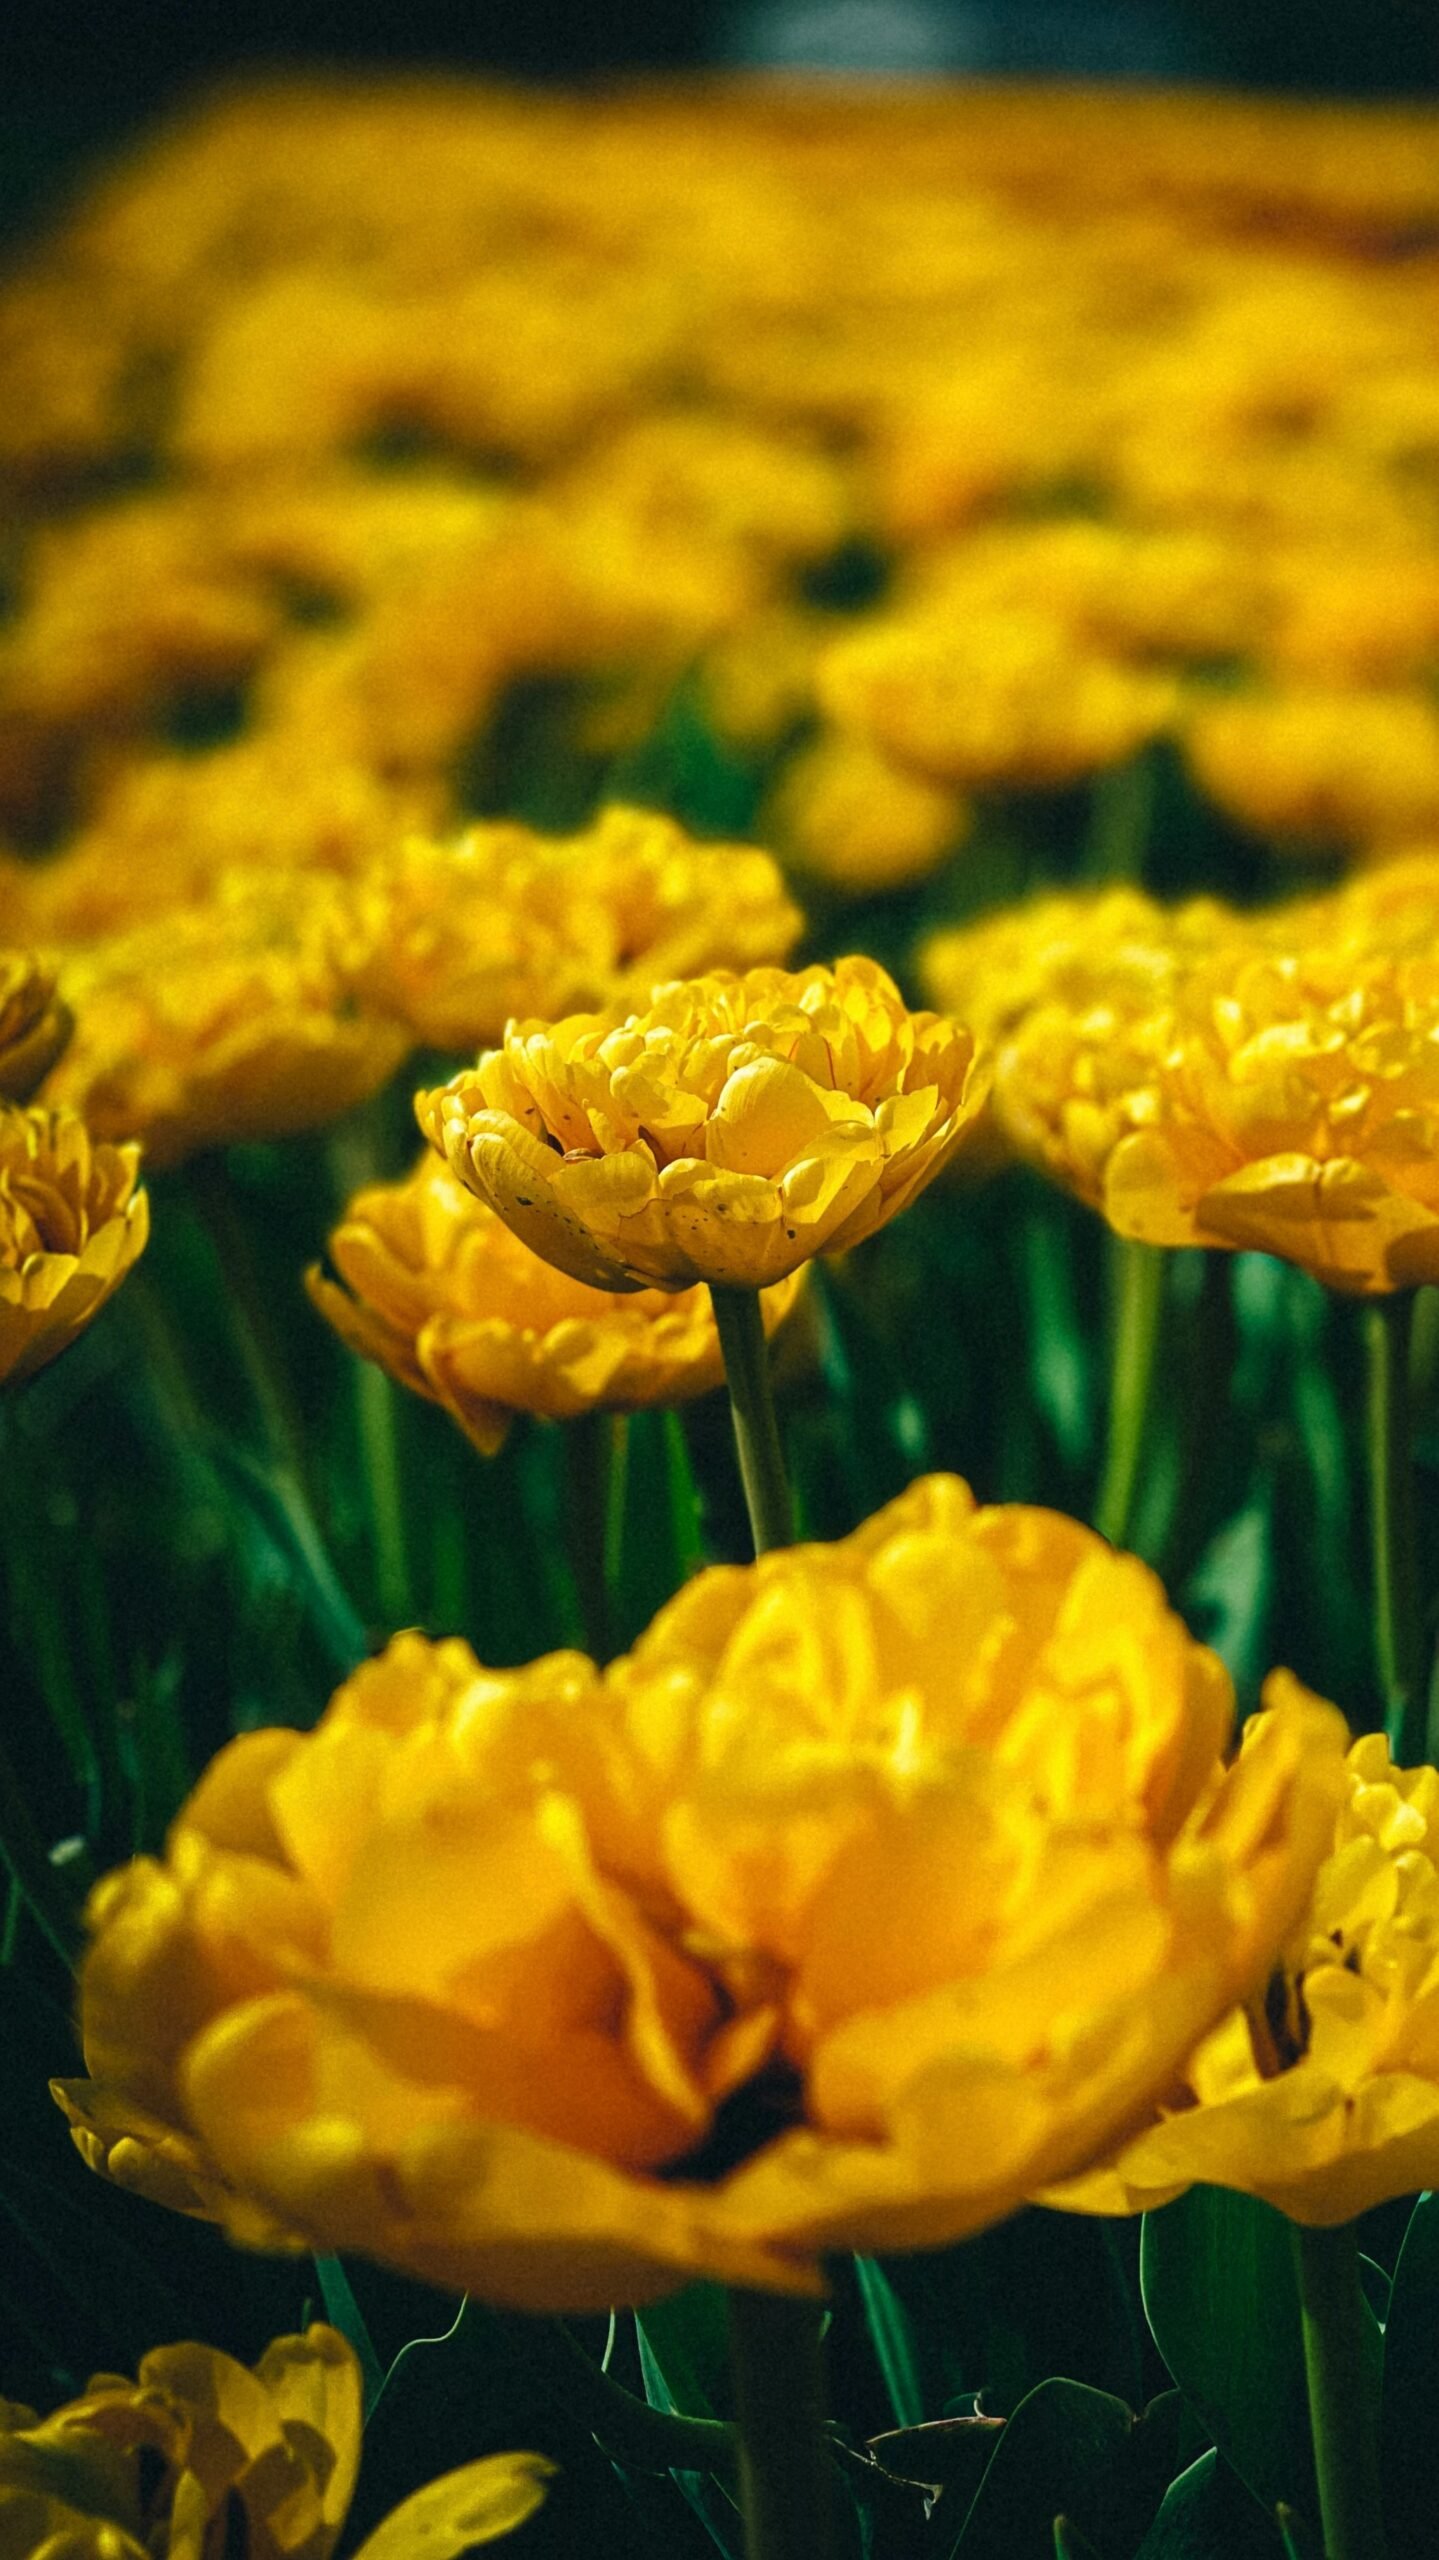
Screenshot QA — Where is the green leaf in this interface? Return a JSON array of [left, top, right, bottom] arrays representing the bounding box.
[[853, 2256, 926, 2430], [943, 2377, 1140, 2560], [1140, 2190, 1320, 2516], [1381, 2189, 1439, 2554], [636, 2285, 732, 2423], [1132, 2453, 1285, 2560]]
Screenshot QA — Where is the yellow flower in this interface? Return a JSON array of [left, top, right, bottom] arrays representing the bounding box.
[[817, 607, 1176, 793], [344, 805, 802, 1056], [765, 731, 969, 896], [308, 1153, 805, 1454], [1044, 1720, 1439, 2225], [0, 1105, 148, 1389], [418, 957, 988, 1293], [0, 951, 71, 1102], [42, 874, 408, 1169], [54, 1478, 1346, 2310], [994, 856, 1439, 1292], [1183, 686, 1439, 851], [918, 885, 1216, 1050], [0, 2323, 550, 2560]]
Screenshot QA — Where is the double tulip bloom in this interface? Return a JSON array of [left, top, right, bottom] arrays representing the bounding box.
[[309, 1153, 804, 1453], [935, 853, 1439, 1295], [56, 1476, 1345, 2310], [0, 2323, 548, 2560], [0, 950, 72, 1103], [1049, 1727, 1439, 2226], [0, 1104, 149, 1390], [419, 955, 987, 1293]]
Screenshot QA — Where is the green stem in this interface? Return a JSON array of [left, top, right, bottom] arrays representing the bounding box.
[[1292, 2222, 1387, 2560], [1083, 748, 1157, 884], [355, 1358, 412, 1629], [188, 1154, 314, 1495], [710, 1288, 796, 1557], [1094, 1238, 1165, 1552], [565, 1410, 621, 1662], [1362, 1293, 1424, 1762], [728, 2291, 836, 2560]]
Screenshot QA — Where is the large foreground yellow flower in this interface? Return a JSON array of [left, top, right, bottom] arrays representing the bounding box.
[[308, 1152, 804, 1454], [418, 957, 987, 1293], [0, 2323, 549, 2560], [0, 951, 72, 1102], [993, 855, 1439, 1292], [1045, 1725, 1439, 2225], [1, 1104, 148, 1388], [55, 1477, 1345, 2311]]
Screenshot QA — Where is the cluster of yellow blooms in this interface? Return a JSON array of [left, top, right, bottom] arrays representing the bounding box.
[[0, 2322, 550, 2560], [52, 1475, 1347, 2307], [1, 71, 1438, 979], [922, 848, 1439, 1295]]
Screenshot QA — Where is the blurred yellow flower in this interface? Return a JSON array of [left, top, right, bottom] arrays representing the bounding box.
[[765, 730, 969, 895], [1045, 1720, 1439, 2225], [42, 873, 408, 1168], [1183, 686, 1439, 851], [345, 805, 802, 1055], [818, 607, 1176, 793], [418, 956, 987, 1293], [0, 2322, 550, 2560], [55, 1477, 1346, 2309], [0, 1104, 148, 1389], [0, 951, 71, 1102], [994, 857, 1439, 1292], [308, 1153, 805, 1454]]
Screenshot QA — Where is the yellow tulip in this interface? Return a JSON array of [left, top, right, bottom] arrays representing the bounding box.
[[0, 952, 72, 1103], [42, 873, 407, 1169], [417, 957, 987, 1294], [56, 1478, 1346, 2310], [1044, 1721, 1439, 2224], [0, 2324, 549, 2560], [308, 1152, 805, 1454], [993, 852, 1439, 1293], [342, 804, 802, 1055], [0, 1105, 148, 1390]]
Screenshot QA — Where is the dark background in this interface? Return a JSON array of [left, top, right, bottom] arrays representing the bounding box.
[[3, 0, 1438, 244]]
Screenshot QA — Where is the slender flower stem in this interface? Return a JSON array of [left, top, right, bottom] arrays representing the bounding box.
[[710, 1287, 796, 1556], [1093, 1238, 1165, 1552], [354, 1358, 412, 1630], [188, 1154, 314, 1494], [1083, 747, 1157, 885], [728, 2292, 836, 2560], [1361, 1292, 1424, 1762], [565, 1409, 621, 1662], [1292, 2222, 1387, 2560]]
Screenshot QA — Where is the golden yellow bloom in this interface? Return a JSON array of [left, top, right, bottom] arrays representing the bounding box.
[[418, 956, 987, 1293], [0, 2323, 550, 2560], [308, 1153, 805, 1454], [919, 885, 1216, 1050], [43, 874, 408, 1168], [0, 1105, 148, 1389], [1045, 1721, 1439, 2225], [344, 805, 803, 1055], [0, 951, 71, 1101], [818, 608, 1176, 793], [995, 860, 1439, 1292], [1183, 686, 1439, 851], [765, 731, 969, 895], [54, 1477, 1346, 2309]]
